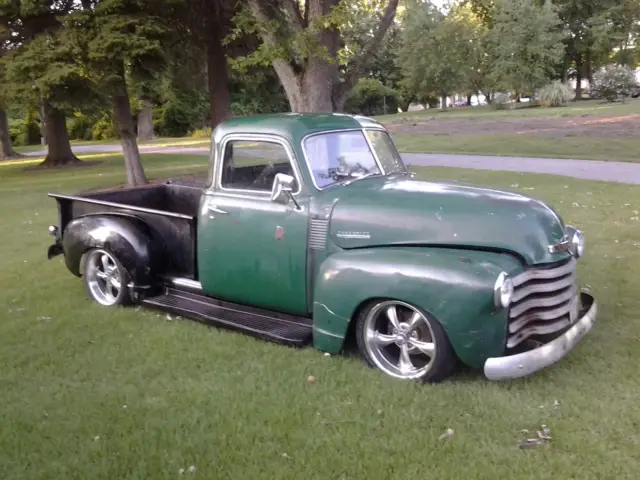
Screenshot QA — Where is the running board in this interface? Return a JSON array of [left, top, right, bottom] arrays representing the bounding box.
[[142, 287, 313, 347]]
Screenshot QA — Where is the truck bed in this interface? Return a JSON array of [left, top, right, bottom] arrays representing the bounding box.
[[49, 181, 203, 279]]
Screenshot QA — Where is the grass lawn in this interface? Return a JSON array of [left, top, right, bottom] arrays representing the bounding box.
[[393, 133, 640, 162], [377, 98, 640, 124], [1, 155, 639, 479], [11, 99, 640, 162]]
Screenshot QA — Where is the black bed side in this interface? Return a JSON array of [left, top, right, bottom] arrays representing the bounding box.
[[48, 183, 202, 280]]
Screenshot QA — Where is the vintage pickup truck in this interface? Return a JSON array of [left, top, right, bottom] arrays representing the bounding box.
[[46, 113, 596, 383]]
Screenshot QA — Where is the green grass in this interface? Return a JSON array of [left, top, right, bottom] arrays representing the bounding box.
[[11, 99, 639, 162], [377, 98, 640, 124], [1, 155, 639, 479], [393, 133, 640, 162]]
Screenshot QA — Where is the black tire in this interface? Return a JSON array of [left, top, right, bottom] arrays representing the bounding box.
[[82, 248, 132, 306], [354, 299, 457, 383]]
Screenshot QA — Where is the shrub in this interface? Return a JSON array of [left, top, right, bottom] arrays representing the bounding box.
[[91, 113, 118, 140], [9, 110, 41, 146], [590, 65, 637, 102], [492, 92, 515, 110], [344, 78, 401, 116], [190, 127, 212, 138], [159, 90, 209, 137], [68, 112, 95, 141], [536, 81, 574, 107]]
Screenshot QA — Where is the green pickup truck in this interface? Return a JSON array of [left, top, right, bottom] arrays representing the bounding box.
[[46, 113, 596, 383]]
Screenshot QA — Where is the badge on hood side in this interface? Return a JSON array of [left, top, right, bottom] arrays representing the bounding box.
[[336, 231, 371, 239]]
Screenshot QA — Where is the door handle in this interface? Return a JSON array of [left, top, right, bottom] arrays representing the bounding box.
[[207, 205, 228, 215]]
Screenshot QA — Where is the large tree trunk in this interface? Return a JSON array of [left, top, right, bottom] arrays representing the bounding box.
[[113, 73, 148, 186], [136, 98, 155, 141], [440, 94, 448, 112], [248, 0, 398, 113], [574, 57, 583, 100], [0, 106, 21, 161], [276, 57, 336, 112], [38, 103, 81, 167], [206, 18, 231, 128]]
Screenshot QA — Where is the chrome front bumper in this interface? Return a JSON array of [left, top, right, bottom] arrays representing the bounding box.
[[484, 292, 597, 381]]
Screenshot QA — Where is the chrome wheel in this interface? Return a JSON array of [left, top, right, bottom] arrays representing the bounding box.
[[363, 300, 438, 380], [84, 249, 126, 306]]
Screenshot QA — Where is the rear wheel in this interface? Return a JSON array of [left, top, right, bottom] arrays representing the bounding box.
[[83, 248, 131, 306], [355, 300, 456, 383]]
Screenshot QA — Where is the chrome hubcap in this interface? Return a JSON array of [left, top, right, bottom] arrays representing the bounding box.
[[86, 250, 122, 306], [363, 301, 437, 379]]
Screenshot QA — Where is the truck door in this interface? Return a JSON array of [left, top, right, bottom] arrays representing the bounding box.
[[197, 135, 310, 316]]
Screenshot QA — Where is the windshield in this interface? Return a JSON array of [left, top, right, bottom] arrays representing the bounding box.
[[304, 129, 407, 188]]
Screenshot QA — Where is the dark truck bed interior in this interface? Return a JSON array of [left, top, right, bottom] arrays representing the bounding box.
[[85, 181, 203, 218], [52, 181, 204, 280]]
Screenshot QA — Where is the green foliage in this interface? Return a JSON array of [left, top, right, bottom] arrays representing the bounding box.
[[190, 127, 213, 139], [492, 92, 515, 110], [159, 89, 209, 137], [229, 67, 289, 116], [536, 81, 574, 107], [590, 64, 638, 102], [487, 0, 565, 95], [67, 112, 96, 141], [449, 2, 495, 96], [397, 1, 468, 104], [344, 78, 400, 116], [78, 0, 181, 90], [91, 112, 119, 140], [9, 110, 40, 146], [3, 14, 101, 113]]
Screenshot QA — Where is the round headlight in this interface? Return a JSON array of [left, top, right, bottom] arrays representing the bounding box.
[[494, 272, 514, 309], [570, 228, 584, 258]]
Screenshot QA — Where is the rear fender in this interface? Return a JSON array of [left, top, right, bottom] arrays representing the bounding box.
[[61, 215, 159, 291], [311, 247, 522, 368]]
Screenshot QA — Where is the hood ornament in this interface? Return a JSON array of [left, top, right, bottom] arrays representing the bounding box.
[[548, 235, 571, 254]]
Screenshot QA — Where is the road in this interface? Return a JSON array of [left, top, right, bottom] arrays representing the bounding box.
[[26, 144, 640, 185]]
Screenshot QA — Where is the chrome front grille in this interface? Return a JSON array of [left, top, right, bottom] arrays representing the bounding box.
[[507, 257, 578, 349]]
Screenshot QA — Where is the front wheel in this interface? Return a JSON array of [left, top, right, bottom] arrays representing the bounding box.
[[355, 300, 456, 383], [83, 248, 132, 306]]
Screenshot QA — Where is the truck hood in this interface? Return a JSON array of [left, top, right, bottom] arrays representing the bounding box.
[[324, 175, 569, 265]]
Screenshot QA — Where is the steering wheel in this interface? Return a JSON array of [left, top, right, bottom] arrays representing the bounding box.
[[250, 163, 277, 189]]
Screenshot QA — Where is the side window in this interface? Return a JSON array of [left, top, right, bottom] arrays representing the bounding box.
[[220, 140, 298, 192]]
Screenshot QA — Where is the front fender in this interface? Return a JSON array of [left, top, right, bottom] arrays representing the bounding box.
[[312, 247, 522, 368], [61, 215, 159, 290]]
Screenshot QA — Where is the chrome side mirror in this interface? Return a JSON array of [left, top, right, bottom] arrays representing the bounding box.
[[270, 173, 295, 205]]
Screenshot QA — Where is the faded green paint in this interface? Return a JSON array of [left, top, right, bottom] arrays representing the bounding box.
[[317, 175, 570, 266], [198, 192, 310, 315], [312, 247, 523, 368], [195, 113, 577, 369]]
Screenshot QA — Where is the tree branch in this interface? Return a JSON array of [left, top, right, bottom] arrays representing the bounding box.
[[333, 0, 399, 108], [247, 0, 303, 73], [282, 0, 305, 28]]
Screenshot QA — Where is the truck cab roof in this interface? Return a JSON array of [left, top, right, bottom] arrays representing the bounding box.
[[212, 113, 385, 145]]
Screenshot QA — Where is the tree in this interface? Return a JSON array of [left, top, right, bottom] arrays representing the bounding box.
[[397, 0, 469, 111], [183, 0, 238, 129], [0, 52, 21, 160], [554, 0, 615, 99], [449, 2, 495, 103], [591, 0, 640, 68], [72, 0, 184, 185], [231, 0, 399, 112], [487, 0, 565, 98], [1, 0, 86, 167], [0, 103, 20, 161]]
